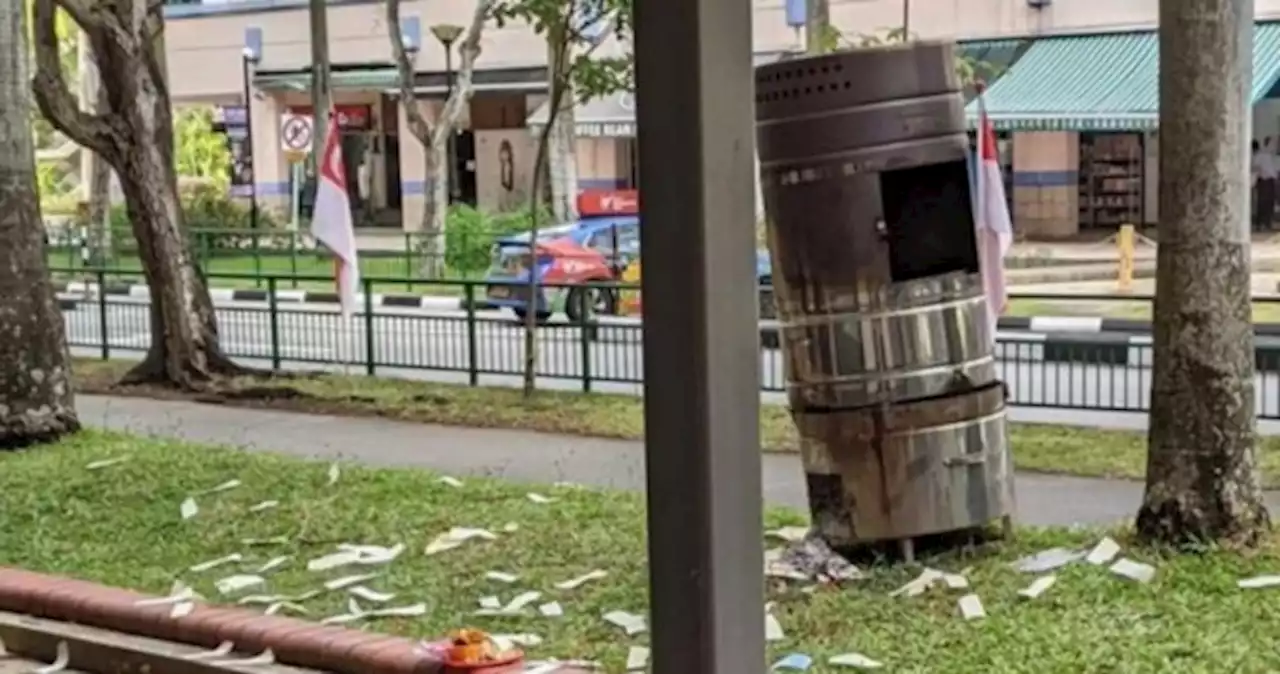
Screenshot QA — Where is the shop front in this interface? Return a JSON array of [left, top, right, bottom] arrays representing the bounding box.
[[967, 23, 1280, 239]]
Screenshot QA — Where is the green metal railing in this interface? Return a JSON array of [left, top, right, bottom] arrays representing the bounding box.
[[52, 268, 1280, 417], [44, 226, 497, 291]]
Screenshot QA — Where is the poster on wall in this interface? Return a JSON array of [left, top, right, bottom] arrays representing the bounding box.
[[215, 104, 254, 198]]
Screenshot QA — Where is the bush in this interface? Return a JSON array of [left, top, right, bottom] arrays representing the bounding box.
[[106, 183, 289, 253], [443, 204, 551, 277]]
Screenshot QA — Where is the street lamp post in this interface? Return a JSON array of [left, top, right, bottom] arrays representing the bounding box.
[[431, 24, 464, 203], [241, 46, 261, 230]]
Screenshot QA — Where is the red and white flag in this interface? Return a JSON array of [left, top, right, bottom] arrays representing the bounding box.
[[973, 85, 1013, 339], [310, 111, 360, 318]]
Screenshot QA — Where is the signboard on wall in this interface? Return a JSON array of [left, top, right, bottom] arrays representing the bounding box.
[[575, 122, 635, 138], [288, 104, 372, 130], [214, 104, 253, 198], [579, 189, 639, 216]]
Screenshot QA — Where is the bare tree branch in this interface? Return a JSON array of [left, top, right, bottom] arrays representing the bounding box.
[[386, 0, 432, 144], [432, 0, 495, 148], [31, 0, 119, 160]]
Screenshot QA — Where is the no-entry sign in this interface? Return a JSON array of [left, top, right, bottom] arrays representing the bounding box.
[[279, 113, 314, 158]]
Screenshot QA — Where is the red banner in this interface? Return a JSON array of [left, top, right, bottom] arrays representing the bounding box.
[[578, 189, 639, 216], [288, 104, 372, 130]]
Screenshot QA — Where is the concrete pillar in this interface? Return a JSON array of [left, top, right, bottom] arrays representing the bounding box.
[[634, 0, 766, 670], [250, 94, 289, 213]]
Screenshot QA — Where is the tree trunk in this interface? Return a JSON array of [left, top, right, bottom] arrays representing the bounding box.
[[32, 0, 242, 389], [79, 31, 111, 263], [417, 138, 447, 277], [0, 0, 79, 448], [546, 40, 578, 222], [1137, 0, 1269, 546]]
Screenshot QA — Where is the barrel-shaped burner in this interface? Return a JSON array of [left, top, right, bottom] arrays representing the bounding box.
[[755, 42, 1014, 548]]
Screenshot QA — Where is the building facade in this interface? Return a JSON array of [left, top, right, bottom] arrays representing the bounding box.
[[165, 0, 1280, 235]]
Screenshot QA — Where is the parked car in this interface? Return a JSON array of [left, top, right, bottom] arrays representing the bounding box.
[[483, 189, 775, 322]]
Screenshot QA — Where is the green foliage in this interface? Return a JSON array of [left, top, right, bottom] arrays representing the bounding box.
[[106, 183, 283, 251], [443, 203, 551, 276], [174, 107, 232, 184], [492, 0, 633, 101]]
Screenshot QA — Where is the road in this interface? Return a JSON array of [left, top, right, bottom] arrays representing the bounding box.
[[61, 297, 1280, 420]]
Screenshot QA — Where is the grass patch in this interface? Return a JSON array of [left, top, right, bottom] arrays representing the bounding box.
[[1007, 298, 1280, 323], [4, 430, 1280, 671], [69, 358, 1280, 487]]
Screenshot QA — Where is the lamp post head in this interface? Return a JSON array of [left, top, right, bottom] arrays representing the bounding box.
[[242, 45, 260, 64], [431, 23, 464, 47]]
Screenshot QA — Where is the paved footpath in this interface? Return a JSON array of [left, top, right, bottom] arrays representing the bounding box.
[[77, 395, 1280, 528]]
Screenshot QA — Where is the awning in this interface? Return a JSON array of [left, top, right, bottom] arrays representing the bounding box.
[[957, 38, 1030, 100], [527, 51, 797, 137], [966, 23, 1280, 131], [254, 66, 400, 92]]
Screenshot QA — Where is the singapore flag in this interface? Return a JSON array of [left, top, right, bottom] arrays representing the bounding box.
[[310, 110, 360, 318], [972, 84, 1013, 339]]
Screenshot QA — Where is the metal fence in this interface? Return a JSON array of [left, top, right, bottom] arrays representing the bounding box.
[[56, 269, 1280, 419]]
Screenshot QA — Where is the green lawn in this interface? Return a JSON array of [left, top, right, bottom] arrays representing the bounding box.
[[70, 358, 1280, 487], [3, 429, 1280, 672], [1006, 297, 1280, 324]]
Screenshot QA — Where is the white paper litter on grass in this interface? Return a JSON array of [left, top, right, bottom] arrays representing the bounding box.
[[538, 602, 563, 617], [215, 575, 265, 596], [212, 649, 274, 667], [348, 586, 395, 603], [340, 543, 405, 565], [180, 497, 199, 520], [170, 601, 195, 619], [829, 652, 884, 669], [307, 550, 362, 572], [33, 641, 69, 673], [478, 596, 502, 610], [438, 476, 464, 488], [327, 463, 341, 486], [942, 572, 969, 590], [526, 493, 555, 504], [86, 457, 128, 470], [765, 613, 785, 641], [264, 601, 308, 616], [1110, 558, 1156, 584], [325, 573, 379, 591], [1086, 537, 1122, 565], [890, 568, 945, 598], [501, 522, 520, 533], [490, 633, 543, 651], [181, 641, 235, 661], [958, 594, 986, 620], [766, 526, 810, 543], [499, 591, 542, 614], [1239, 575, 1280, 589], [347, 598, 364, 616], [485, 571, 519, 584], [773, 653, 813, 670], [1012, 548, 1084, 573], [257, 556, 291, 573], [136, 584, 195, 607], [626, 646, 650, 671], [248, 500, 279, 513], [425, 528, 498, 555], [237, 595, 287, 606], [364, 603, 427, 618], [203, 479, 242, 495], [189, 554, 244, 573], [555, 569, 607, 590], [1018, 575, 1057, 600], [603, 610, 648, 636]]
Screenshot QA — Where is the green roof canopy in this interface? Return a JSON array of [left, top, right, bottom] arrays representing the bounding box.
[[254, 68, 400, 92], [967, 23, 1280, 131]]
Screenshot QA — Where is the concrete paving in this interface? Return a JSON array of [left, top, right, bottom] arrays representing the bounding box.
[[73, 394, 1280, 528]]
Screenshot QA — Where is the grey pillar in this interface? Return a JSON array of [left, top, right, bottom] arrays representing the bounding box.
[[633, 0, 766, 671]]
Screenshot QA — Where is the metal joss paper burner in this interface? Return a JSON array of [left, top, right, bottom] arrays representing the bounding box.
[[754, 42, 1014, 558]]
